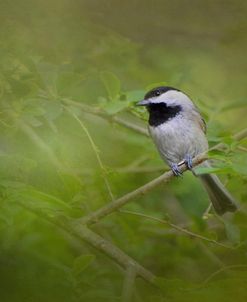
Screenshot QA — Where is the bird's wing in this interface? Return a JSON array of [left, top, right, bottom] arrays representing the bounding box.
[[200, 117, 207, 133], [192, 108, 207, 133]]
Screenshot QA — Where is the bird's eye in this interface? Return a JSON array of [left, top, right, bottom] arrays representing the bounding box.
[[155, 90, 161, 96]]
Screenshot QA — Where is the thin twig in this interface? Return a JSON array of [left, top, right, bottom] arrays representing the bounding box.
[[202, 203, 212, 219], [66, 108, 114, 201], [232, 128, 247, 141], [237, 146, 247, 153], [201, 264, 247, 286], [119, 209, 233, 249]]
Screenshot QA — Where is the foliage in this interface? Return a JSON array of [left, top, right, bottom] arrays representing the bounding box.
[[0, 1, 247, 301]]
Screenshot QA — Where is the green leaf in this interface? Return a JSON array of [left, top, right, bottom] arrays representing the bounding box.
[[2, 183, 72, 215], [194, 165, 231, 175], [72, 254, 95, 276], [221, 135, 235, 145], [207, 150, 230, 162], [125, 90, 145, 103], [231, 153, 247, 176], [102, 100, 129, 115], [100, 71, 120, 100], [208, 149, 227, 157], [19, 187, 71, 210]]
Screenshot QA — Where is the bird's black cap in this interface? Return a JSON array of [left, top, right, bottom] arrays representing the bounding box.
[[144, 86, 180, 99]]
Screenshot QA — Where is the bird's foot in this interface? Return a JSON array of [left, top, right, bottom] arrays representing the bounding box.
[[184, 155, 193, 170], [171, 163, 183, 177]]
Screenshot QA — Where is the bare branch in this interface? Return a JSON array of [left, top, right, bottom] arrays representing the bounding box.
[[233, 128, 247, 141], [18, 202, 156, 285], [70, 223, 156, 284]]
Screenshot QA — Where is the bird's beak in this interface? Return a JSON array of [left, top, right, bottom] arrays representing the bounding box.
[[136, 99, 150, 106]]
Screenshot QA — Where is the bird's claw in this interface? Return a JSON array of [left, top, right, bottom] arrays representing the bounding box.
[[171, 163, 183, 177], [171, 155, 193, 176], [184, 155, 193, 170]]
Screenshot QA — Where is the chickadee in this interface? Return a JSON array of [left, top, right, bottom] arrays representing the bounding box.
[[137, 86, 237, 215]]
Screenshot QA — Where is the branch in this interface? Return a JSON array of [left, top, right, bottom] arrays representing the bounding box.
[[70, 222, 155, 284], [79, 127, 247, 226], [113, 116, 149, 137], [62, 98, 149, 136], [18, 202, 156, 285], [232, 127, 247, 141]]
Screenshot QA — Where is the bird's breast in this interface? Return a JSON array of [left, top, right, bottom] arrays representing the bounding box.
[[148, 115, 208, 165]]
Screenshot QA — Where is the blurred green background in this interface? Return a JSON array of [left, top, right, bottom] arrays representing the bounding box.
[[0, 0, 247, 301]]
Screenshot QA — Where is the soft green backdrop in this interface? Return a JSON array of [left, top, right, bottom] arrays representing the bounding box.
[[0, 1, 247, 301]]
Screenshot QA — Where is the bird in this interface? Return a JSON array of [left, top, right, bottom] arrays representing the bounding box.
[[137, 86, 237, 215]]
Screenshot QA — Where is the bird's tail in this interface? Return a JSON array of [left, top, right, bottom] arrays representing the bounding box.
[[198, 162, 238, 215]]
